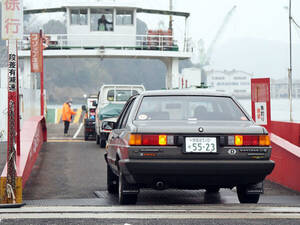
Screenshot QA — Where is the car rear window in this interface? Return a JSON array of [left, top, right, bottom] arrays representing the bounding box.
[[135, 96, 248, 121]]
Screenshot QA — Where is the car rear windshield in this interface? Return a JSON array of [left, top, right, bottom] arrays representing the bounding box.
[[136, 96, 249, 121], [107, 90, 138, 102]]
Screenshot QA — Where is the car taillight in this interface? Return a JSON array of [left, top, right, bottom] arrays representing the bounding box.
[[129, 134, 142, 145], [129, 134, 173, 146], [229, 135, 270, 146], [259, 135, 270, 146]]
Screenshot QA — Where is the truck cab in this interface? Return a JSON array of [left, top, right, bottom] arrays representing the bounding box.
[[95, 84, 145, 147]]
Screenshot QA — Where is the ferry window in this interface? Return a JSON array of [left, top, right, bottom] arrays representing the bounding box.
[[91, 9, 113, 31], [70, 9, 88, 25], [116, 10, 133, 25]]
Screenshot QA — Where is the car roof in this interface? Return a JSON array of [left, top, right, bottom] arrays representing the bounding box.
[[139, 89, 232, 97]]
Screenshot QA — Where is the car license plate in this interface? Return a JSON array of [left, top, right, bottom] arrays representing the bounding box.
[[185, 137, 217, 153]]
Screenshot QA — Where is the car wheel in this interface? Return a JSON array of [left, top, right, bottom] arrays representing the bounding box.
[[96, 134, 100, 144], [107, 164, 118, 194], [118, 173, 138, 205], [100, 138, 106, 148], [205, 187, 220, 193], [237, 186, 260, 203]]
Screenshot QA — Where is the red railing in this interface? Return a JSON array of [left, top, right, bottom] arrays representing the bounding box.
[[267, 121, 300, 192]]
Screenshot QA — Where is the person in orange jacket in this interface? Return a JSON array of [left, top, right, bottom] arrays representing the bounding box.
[[62, 99, 76, 136]]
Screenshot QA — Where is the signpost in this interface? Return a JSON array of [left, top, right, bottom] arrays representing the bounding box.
[[1, 0, 23, 204], [251, 78, 271, 132], [30, 30, 45, 116]]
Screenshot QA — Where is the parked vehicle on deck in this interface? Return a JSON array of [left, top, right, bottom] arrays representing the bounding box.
[[83, 94, 98, 141], [95, 84, 145, 147], [105, 90, 275, 205]]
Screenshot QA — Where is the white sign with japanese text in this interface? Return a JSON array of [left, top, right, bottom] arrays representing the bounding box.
[[255, 102, 267, 125], [1, 0, 23, 40], [8, 40, 17, 92]]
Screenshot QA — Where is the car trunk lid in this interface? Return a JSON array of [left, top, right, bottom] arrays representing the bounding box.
[[133, 120, 264, 134]]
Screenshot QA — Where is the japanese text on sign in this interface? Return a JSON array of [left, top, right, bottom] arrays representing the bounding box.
[[251, 78, 271, 130], [30, 33, 42, 73], [1, 0, 23, 40], [8, 42, 17, 92]]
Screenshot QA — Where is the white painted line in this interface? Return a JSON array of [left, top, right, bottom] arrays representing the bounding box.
[[73, 122, 83, 139], [0, 212, 300, 219], [270, 133, 300, 158], [2, 206, 300, 214]]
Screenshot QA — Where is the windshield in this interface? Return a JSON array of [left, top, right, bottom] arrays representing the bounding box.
[[98, 103, 125, 120], [107, 90, 139, 102], [136, 96, 248, 121]]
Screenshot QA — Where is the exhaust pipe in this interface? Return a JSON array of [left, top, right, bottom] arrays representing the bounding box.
[[155, 181, 165, 190]]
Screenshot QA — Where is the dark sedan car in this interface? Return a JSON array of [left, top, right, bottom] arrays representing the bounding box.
[[105, 90, 275, 205]]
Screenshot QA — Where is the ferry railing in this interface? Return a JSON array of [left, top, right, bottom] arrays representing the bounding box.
[[20, 34, 193, 52]]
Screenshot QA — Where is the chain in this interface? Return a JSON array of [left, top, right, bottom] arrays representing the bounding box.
[[6, 100, 16, 203]]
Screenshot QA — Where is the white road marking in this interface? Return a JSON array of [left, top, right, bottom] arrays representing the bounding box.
[[73, 122, 84, 139], [0, 206, 300, 219], [0, 212, 300, 219]]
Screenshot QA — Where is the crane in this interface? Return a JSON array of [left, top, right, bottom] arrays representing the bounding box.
[[199, 5, 237, 68], [197, 5, 236, 86]]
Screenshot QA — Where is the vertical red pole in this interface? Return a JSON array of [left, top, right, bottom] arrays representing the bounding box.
[[40, 30, 44, 116]]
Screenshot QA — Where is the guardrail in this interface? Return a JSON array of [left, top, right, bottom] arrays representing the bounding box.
[[20, 34, 193, 52]]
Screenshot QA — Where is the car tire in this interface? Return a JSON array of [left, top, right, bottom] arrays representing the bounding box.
[[118, 173, 138, 205], [107, 164, 118, 194], [205, 187, 220, 193], [96, 134, 100, 144], [237, 186, 260, 204], [100, 139, 106, 148]]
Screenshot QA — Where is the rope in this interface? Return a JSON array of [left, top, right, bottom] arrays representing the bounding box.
[[291, 17, 300, 30], [6, 184, 16, 204]]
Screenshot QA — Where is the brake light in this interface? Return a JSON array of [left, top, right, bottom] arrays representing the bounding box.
[[231, 135, 270, 146], [142, 135, 157, 145], [129, 134, 173, 146]]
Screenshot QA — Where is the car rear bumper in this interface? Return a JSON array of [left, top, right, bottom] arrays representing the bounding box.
[[118, 159, 275, 188]]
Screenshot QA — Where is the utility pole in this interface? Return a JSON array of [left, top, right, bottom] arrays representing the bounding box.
[[169, 0, 173, 32], [288, 0, 293, 121]]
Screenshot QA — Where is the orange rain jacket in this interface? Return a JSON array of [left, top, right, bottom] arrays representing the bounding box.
[[62, 103, 76, 122]]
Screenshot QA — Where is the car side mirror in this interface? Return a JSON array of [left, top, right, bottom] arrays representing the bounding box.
[[102, 121, 116, 130], [82, 105, 87, 111], [92, 101, 97, 107]]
